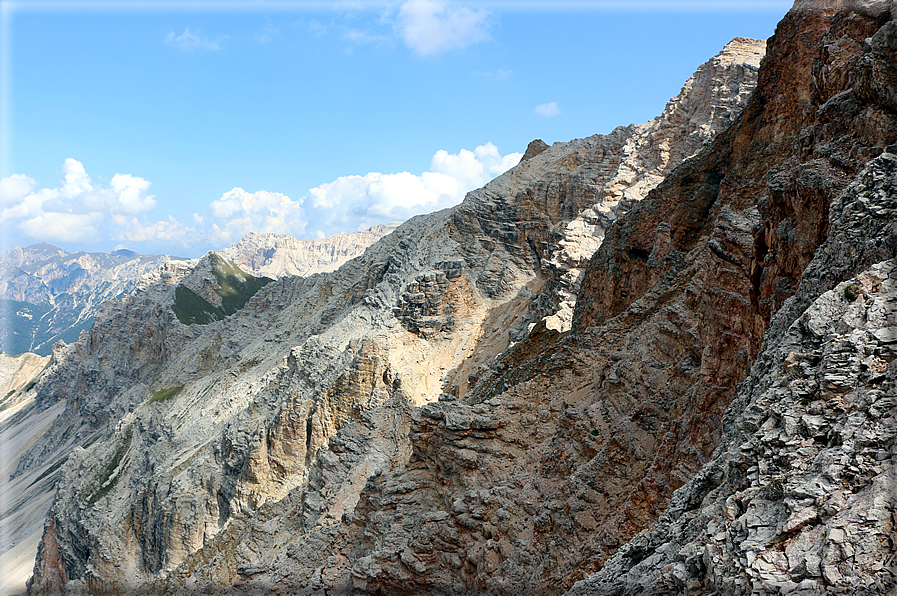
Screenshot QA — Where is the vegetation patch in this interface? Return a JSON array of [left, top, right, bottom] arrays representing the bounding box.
[[150, 385, 185, 404], [172, 255, 273, 326], [172, 285, 226, 325], [237, 357, 263, 373], [844, 283, 859, 302], [765, 477, 785, 501], [209, 253, 273, 314], [87, 427, 133, 507]]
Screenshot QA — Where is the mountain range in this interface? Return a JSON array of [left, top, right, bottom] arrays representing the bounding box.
[[2, 2, 897, 595], [0, 224, 398, 357]]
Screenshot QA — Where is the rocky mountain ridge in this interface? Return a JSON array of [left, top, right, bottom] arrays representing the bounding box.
[[0, 247, 182, 356], [541, 36, 765, 331], [14, 34, 766, 595], [11, 2, 897, 593]]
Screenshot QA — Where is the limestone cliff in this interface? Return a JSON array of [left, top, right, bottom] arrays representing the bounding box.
[[541, 37, 765, 331], [218, 223, 401, 279], [122, 2, 897, 594], [23, 2, 897, 593], [19, 37, 765, 596]]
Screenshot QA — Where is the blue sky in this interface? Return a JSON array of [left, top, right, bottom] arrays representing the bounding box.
[[0, 0, 790, 257]]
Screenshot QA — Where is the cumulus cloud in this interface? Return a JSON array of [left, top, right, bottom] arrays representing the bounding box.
[[18, 212, 103, 244], [2, 144, 519, 253], [165, 28, 223, 51], [398, 0, 492, 56], [113, 215, 199, 248], [307, 142, 521, 233], [208, 187, 306, 244], [0, 159, 157, 245], [0, 173, 35, 207], [534, 102, 560, 117]]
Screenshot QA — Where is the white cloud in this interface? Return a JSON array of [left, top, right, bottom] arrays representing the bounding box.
[[208, 187, 306, 244], [474, 68, 512, 81], [0, 173, 35, 207], [342, 27, 389, 45], [534, 102, 560, 117], [307, 142, 521, 233], [3, 144, 520, 252], [60, 157, 93, 198], [255, 24, 279, 44], [398, 0, 492, 56], [18, 212, 103, 244], [165, 28, 223, 51], [113, 215, 198, 248], [297, 19, 330, 36], [1, 159, 157, 245]]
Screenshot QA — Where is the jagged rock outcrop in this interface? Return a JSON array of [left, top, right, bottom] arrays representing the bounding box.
[[539, 36, 766, 331], [19, 37, 765, 596], [218, 223, 401, 279], [138, 2, 897, 595]]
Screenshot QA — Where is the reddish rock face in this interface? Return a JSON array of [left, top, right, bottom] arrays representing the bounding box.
[[333, 2, 897, 594], [26, 3, 897, 596]]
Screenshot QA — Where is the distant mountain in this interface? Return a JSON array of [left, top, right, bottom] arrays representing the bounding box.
[[0, 245, 184, 355], [0, 226, 401, 356], [218, 222, 401, 279]]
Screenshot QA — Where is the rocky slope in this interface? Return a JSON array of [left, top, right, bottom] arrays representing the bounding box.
[[0, 352, 49, 411], [218, 223, 401, 279], [0, 226, 398, 358], [0, 352, 57, 596], [128, 1, 897, 594], [16, 35, 766, 596], [569, 146, 897, 595]]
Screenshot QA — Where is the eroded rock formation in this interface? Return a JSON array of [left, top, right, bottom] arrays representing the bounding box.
[[18, 2, 897, 594], [17, 36, 764, 596]]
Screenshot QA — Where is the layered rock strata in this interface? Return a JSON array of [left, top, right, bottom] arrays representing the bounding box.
[[145, 2, 897, 594], [569, 134, 897, 596], [540, 36, 766, 331], [19, 38, 766, 596]]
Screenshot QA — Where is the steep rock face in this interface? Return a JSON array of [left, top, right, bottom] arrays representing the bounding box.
[[0, 351, 48, 410], [22, 39, 765, 596], [0, 354, 62, 596], [174, 2, 897, 595], [570, 149, 897, 595], [540, 37, 765, 331], [218, 223, 401, 279]]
